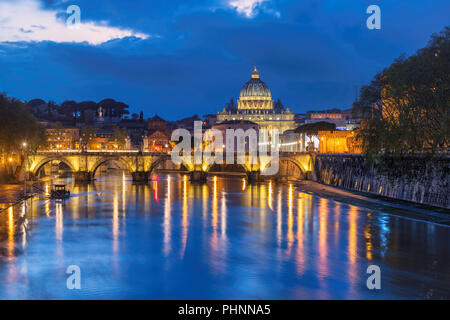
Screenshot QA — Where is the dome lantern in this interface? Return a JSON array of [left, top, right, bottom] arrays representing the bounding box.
[[251, 66, 260, 79], [238, 67, 273, 110]]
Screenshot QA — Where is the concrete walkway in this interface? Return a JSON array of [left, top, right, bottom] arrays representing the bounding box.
[[296, 181, 450, 226]]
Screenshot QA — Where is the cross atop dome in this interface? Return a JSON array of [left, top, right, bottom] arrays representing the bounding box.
[[251, 66, 260, 79]]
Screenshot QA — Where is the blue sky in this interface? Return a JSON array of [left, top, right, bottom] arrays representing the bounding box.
[[0, 0, 448, 119]]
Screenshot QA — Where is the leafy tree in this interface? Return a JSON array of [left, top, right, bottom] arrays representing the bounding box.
[[351, 74, 383, 120], [295, 121, 336, 135], [0, 93, 47, 181], [98, 99, 130, 118], [0, 93, 47, 154], [357, 27, 450, 155]]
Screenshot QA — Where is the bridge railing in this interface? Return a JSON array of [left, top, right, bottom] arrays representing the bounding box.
[[35, 150, 170, 155]]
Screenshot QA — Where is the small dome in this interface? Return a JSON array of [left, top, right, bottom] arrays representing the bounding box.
[[239, 67, 272, 99]]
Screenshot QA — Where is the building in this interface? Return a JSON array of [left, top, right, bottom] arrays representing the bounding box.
[[211, 120, 259, 135], [279, 130, 302, 153], [120, 118, 147, 148], [148, 115, 167, 132], [318, 130, 362, 154], [294, 113, 306, 126], [86, 129, 114, 150], [171, 115, 202, 133], [146, 130, 172, 152], [305, 109, 348, 130], [45, 128, 80, 150], [209, 120, 259, 151], [203, 114, 218, 127], [217, 67, 296, 134]]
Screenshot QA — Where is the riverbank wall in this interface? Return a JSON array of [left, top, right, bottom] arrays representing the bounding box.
[[315, 154, 449, 208]]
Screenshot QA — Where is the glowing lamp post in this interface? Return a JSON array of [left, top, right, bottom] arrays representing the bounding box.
[[22, 142, 28, 197]]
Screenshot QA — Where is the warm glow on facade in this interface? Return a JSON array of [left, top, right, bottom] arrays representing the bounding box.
[[217, 67, 297, 134], [318, 130, 361, 154]]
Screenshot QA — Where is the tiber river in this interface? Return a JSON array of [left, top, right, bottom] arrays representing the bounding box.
[[0, 173, 449, 299]]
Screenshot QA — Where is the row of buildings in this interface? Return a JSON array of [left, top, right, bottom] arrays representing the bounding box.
[[39, 66, 364, 154], [212, 67, 362, 153], [43, 115, 173, 152]]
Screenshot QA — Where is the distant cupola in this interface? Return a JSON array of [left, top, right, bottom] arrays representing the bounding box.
[[238, 66, 273, 110]]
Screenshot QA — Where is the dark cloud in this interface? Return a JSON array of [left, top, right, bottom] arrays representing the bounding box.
[[0, 0, 449, 119]]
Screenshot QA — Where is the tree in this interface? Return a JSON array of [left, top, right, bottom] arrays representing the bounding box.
[[0, 93, 47, 154], [351, 74, 383, 120], [98, 99, 130, 118], [295, 121, 336, 135], [77, 101, 98, 123], [0, 93, 47, 182], [357, 27, 450, 155]]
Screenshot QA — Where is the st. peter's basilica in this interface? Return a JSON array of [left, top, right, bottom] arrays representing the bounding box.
[[216, 67, 296, 134]]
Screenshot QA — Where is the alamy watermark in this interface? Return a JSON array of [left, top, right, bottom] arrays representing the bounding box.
[[66, 5, 81, 29], [171, 121, 280, 175], [366, 265, 381, 290], [366, 5, 381, 30], [66, 265, 81, 290]]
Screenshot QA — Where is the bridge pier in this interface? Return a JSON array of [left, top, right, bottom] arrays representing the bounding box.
[[190, 170, 208, 182], [25, 171, 36, 181], [246, 171, 261, 183], [305, 171, 316, 181], [74, 171, 92, 183], [132, 171, 150, 183]]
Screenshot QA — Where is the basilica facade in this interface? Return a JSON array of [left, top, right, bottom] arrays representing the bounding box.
[[216, 67, 296, 134]]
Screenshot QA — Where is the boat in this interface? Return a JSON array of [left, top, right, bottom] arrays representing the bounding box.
[[50, 184, 71, 199]]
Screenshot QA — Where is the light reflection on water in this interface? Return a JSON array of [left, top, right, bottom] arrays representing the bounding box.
[[0, 173, 449, 299]]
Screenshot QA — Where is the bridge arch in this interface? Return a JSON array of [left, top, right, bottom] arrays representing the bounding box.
[[208, 163, 248, 174], [261, 156, 310, 180], [280, 157, 308, 174], [31, 157, 76, 177], [90, 157, 134, 178], [148, 155, 172, 175]]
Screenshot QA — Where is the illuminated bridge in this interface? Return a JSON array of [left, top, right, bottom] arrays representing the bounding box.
[[26, 150, 315, 182]]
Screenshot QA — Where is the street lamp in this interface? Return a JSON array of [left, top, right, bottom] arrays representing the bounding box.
[[22, 142, 28, 197]]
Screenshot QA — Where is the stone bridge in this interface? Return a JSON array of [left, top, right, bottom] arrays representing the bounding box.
[[26, 151, 315, 183]]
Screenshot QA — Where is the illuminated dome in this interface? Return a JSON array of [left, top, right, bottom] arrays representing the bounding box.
[[240, 67, 272, 98], [238, 67, 273, 110]]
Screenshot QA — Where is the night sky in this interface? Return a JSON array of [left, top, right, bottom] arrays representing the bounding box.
[[0, 0, 448, 119]]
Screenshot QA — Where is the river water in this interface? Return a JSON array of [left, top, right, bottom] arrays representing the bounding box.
[[0, 173, 449, 299]]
